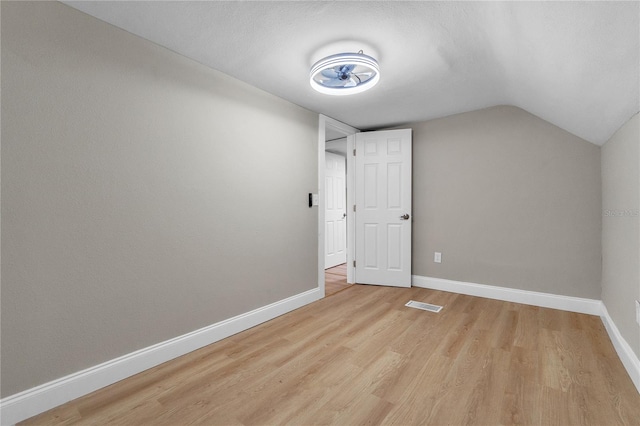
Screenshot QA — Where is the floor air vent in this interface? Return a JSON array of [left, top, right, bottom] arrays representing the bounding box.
[[405, 300, 443, 313]]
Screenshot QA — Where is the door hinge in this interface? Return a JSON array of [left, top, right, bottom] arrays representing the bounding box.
[[353, 148, 356, 156], [353, 260, 356, 267], [353, 205, 356, 212]]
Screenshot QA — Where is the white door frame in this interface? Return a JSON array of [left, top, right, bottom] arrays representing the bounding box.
[[318, 115, 358, 296]]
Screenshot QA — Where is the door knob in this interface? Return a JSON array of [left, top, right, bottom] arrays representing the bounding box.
[[400, 214, 410, 220], [342, 213, 347, 219]]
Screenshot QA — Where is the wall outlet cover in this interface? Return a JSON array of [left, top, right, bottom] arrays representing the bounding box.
[[434, 252, 442, 263]]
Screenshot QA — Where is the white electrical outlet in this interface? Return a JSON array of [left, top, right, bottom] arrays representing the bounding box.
[[636, 300, 640, 326], [434, 252, 442, 263]]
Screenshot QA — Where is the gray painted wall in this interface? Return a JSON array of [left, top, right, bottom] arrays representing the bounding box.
[[1, 1, 318, 397], [410, 106, 602, 299], [601, 113, 640, 359]]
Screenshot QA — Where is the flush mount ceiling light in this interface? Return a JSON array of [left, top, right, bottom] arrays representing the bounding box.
[[309, 50, 380, 96]]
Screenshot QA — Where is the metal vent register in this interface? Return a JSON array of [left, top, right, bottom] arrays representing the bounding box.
[[405, 300, 443, 313]]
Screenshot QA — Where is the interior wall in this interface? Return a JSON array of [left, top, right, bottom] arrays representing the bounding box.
[[410, 106, 602, 299], [1, 1, 317, 397], [601, 113, 640, 359]]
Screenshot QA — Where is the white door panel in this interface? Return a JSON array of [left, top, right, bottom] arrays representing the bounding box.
[[325, 152, 347, 268], [355, 129, 412, 287]]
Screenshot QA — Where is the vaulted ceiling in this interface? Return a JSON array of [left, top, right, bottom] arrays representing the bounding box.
[[64, 1, 639, 145]]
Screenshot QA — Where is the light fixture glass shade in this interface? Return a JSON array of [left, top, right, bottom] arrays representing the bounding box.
[[309, 52, 380, 96]]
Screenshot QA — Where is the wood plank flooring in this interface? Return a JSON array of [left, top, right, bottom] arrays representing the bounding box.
[[22, 285, 640, 425], [324, 263, 350, 296]]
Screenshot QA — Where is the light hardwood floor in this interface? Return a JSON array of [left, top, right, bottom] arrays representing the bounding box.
[[22, 285, 640, 425], [325, 263, 350, 296]]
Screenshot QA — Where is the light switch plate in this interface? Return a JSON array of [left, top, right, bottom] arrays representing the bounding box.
[[312, 193, 319, 206]]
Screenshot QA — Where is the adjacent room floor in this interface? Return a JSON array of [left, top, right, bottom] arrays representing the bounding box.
[[22, 285, 640, 425], [324, 263, 350, 296]]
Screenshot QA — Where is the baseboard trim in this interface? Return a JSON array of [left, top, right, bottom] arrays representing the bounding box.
[[412, 275, 640, 394], [600, 304, 640, 394], [0, 287, 322, 425], [411, 275, 602, 315]]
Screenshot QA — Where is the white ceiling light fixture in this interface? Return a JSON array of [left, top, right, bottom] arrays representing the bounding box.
[[310, 50, 380, 96]]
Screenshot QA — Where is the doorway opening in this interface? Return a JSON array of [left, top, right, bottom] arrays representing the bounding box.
[[325, 139, 348, 296], [318, 120, 414, 294], [318, 115, 358, 297]]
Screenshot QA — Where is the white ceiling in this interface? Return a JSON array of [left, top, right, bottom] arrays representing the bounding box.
[[64, 1, 639, 146]]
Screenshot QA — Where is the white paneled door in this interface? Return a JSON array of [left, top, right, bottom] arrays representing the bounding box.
[[355, 129, 412, 287], [325, 152, 347, 269]]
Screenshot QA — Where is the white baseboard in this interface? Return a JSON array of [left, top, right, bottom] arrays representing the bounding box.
[[0, 287, 322, 426], [411, 275, 602, 315], [412, 275, 640, 394], [600, 305, 640, 394]]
